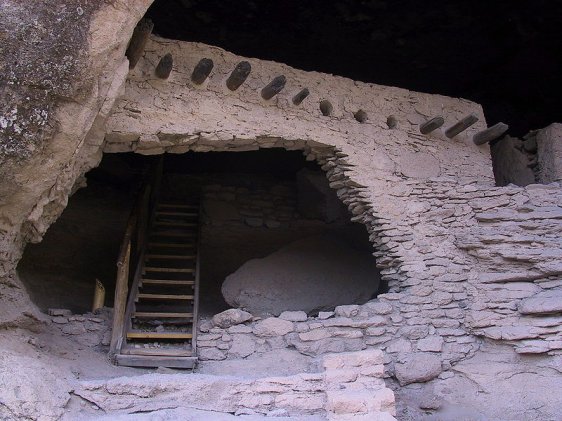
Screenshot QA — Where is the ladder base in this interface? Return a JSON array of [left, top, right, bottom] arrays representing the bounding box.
[[115, 354, 198, 369]]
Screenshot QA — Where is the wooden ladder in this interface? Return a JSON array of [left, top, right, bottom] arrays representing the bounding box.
[[113, 200, 201, 369]]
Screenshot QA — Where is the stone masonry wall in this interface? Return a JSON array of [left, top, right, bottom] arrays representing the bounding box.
[[103, 36, 562, 372]]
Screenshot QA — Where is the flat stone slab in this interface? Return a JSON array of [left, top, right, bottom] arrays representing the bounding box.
[[518, 290, 562, 315]]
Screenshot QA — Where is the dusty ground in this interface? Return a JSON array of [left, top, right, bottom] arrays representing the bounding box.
[[2, 312, 562, 421]]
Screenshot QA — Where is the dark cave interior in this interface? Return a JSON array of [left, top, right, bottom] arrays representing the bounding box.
[[145, 0, 562, 138], [18, 151, 379, 315]]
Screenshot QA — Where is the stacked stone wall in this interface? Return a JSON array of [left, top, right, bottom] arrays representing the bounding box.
[[101, 37, 562, 370]]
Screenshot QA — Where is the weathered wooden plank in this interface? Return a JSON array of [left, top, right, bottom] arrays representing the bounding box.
[[115, 354, 197, 369], [155, 53, 173, 79], [419, 116, 445, 134], [292, 88, 310, 105], [133, 312, 194, 318], [445, 114, 479, 138], [145, 254, 196, 259], [125, 18, 154, 69], [143, 267, 195, 273], [137, 293, 194, 300], [226, 61, 251, 90], [473, 122, 509, 145], [127, 331, 193, 339], [121, 346, 193, 357], [191, 58, 214, 84], [109, 241, 130, 355], [261, 75, 286, 100]]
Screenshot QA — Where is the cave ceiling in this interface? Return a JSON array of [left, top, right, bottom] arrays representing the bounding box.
[[146, 0, 562, 137]]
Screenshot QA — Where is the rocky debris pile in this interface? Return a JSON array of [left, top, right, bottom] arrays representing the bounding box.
[[75, 348, 395, 419], [221, 234, 380, 315], [48, 307, 112, 348]]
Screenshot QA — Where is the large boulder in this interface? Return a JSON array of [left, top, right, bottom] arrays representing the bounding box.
[[221, 234, 380, 316]]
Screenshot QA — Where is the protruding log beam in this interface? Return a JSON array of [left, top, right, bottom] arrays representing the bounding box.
[[292, 88, 310, 105], [155, 53, 173, 79], [320, 100, 333, 116], [419, 116, 444, 134], [473, 122, 509, 145], [354, 110, 368, 123], [387, 115, 397, 129], [226, 61, 251, 91], [191, 58, 214, 85], [261, 75, 286, 100], [445, 114, 479, 138], [126, 18, 154, 69]]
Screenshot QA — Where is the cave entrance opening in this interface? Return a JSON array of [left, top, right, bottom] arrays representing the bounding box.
[[17, 148, 383, 364]]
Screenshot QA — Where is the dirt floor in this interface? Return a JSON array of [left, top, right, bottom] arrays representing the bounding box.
[[2, 308, 562, 421]]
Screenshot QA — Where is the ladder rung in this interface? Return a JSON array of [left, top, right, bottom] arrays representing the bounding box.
[[143, 267, 195, 273], [145, 254, 196, 259], [158, 204, 198, 209], [156, 211, 198, 216], [127, 331, 193, 339], [133, 312, 193, 318], [137, 293, 194, 300], [151, 232, 196, 237], [121, 346, 193, 357], [141, 279, 194, 285], [155, 222, 197, 227], [148, 243, 195, 248]]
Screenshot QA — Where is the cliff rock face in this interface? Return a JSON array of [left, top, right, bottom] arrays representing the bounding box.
[[0, 0, 151, 324]]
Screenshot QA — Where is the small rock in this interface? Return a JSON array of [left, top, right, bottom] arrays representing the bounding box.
[[228, 334, 256, 358], [48, 309, 72, 317], [279, 311, 308, 322], [417, 336, 444, 352], [335, 305, 360, 318], [198, 348, 227, 361], [365, 301, 393, 315], [394, 353, 443, 386], [199, 320, 213, 332], [227, 324, 253, 334], [386, 338, 412, 354], [518, 290, 562, 315], [318, 311, 335, 320], [212, 309, 253, 328], [62, 324, 87, 335], [253, 317, 294, 337], [267, 408, 289, 417], [88, 317, 104, 323], [52, 317, 68, 324]]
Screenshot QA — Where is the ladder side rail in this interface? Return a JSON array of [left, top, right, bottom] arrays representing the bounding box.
[[109, 212, 136, 357], [192, 200, 202, 356]]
